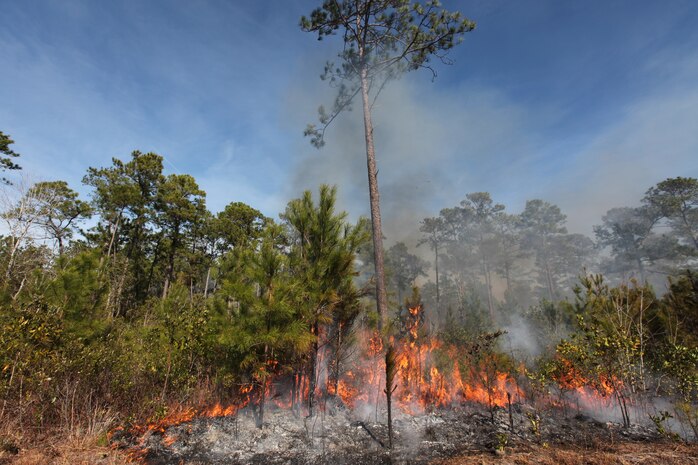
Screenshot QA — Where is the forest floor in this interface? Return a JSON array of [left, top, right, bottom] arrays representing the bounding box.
[[0, 435, 129, 465], [2, 437, 697, 465], [2, 437, 696, 465], [2, 404, 697, 465], [435, 442, 698, 465]]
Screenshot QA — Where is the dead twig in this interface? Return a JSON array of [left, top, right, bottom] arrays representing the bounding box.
[[351, 421, 386, 448]]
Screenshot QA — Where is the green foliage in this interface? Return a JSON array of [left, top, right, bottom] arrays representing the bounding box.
[[0, 131, 21, 183], [386, 242, 429, 303], [222, 223, 314, 381], [649, 411, 681, 440], [519, 199, 569, 301], [441, 285, 492, 340], [494, 432, 509, 452], [83, 151, 166, 310], [539, 272, 698, 430], [142, 284, 212, 396], [520, 300, 576, 351], [282, 184, 369, 327], [594, 206, 678, 279], [214, 202, 267, 251], [566, 274, 656, 395], [644, 177, 698, 252], [658, 270, 698, 347], [28, 181, 92, 254], [156, 173, 207, 296], [659, 344, 698, 401], [0, 236, 50, 301], [300, 0, 475, 146], [44, 248, 106, 324], [526, 411, 541, 438]]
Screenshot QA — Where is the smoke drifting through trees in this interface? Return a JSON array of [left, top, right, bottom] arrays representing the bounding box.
[[286, 74, 696, 341], [390, 183, 695, 347]]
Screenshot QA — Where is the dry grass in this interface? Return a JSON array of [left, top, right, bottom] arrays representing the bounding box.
[[436, 442, 698, 465], [0, 434, 130, 465], [0, 409, 130, 465]]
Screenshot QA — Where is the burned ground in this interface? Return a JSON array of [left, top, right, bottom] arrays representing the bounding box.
[[110, 402, 695, 465]]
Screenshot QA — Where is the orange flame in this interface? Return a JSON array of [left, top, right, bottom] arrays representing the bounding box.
[[121, 305, 628, 459]]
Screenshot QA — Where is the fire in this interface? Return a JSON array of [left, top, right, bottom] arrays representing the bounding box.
[[161, 433, 178, 447], [549, 357, 623, 412], [117, 383, 254, 444], [324, 304, 523, 415], [203, 403, 238, 417], [369, 332, 383, 355], [330, 371, 361, 407], [117, 302, 625, 459]]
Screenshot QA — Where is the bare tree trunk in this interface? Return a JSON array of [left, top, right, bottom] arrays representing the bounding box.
[[544, 259, 555, 302], [504, 261, 511, 293], [161, 347, 172, 402], [146, 235, 163, 295], [204, 266, 212, 298], [484, 261, 496, 323], [360, 66, 388, 330], [163, 228, 179, 299], [291, 371, 299, 417], [434, 242, 440, 306], [507, 392, 514, 432], [679, 210, 698, 250], [5, 236, 21, 280], [255, 382, 266, 429], [11, 277, 26, 301], [638, 290, 647, 392], [384, 344, 396, 449], [107, 258, 128, 318], [57, 234, 64, 257], [106, 213, 122, 259], [308, 322, 319, 416], [636, 256, 646, 283], [617, 391, 630, 428], [332, 322, 342, 397], [255, 345, 269, 429]]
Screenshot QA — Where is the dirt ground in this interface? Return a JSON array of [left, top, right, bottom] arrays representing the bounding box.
[[2, 441, 697, 465], [435, 442, 698, 465]]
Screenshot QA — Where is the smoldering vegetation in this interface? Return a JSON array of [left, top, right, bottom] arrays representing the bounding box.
[[111, 403, 668, 465]]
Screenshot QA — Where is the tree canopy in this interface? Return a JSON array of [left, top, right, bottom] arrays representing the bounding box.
[[0, 131, 21, 184]]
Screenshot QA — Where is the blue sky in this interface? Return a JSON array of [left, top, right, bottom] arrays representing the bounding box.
[[2, 0, 698, 242]]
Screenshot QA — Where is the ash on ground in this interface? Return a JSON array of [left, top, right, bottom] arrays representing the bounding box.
[[111, 401, 664, 465]]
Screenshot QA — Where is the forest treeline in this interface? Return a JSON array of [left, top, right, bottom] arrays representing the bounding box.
[[391, 177, 698, 335], [1, 136, 697, 441]]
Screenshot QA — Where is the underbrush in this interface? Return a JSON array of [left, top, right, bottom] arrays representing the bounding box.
[[0, 431, 129, 465]]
